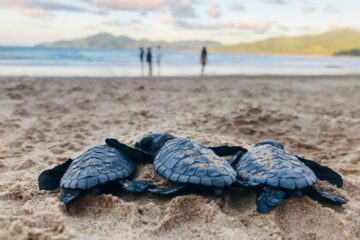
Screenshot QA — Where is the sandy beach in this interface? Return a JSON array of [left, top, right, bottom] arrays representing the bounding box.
[[0, 75, 359, 240]]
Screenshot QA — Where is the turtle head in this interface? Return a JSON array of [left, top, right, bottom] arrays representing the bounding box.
[[135, 132, 175, 155], [254, 139, 284, 149]]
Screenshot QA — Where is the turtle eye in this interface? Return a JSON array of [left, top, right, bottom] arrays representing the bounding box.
[[139, 139, 151, 151]]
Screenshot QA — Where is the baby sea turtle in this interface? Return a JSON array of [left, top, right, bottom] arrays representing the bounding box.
[[232, 139, 347, 213], [106, 132, 246, 195], [38, 143, 153, 207]]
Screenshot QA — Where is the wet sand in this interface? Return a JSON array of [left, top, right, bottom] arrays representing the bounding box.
[[0, 75, 359, 239]]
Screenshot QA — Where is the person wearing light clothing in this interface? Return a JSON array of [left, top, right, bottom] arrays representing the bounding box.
[[156, 45, 162, 75]]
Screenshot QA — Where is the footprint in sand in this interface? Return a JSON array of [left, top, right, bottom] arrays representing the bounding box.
[[79, 129, 92, 137], [21, 145, 34, 153], [14, 159, 36, 170], [7, 92, 23, 100], [49, 148, 66, 155], [14, 106, 29, 117], [222, 190, 255, 216], [247, 107, 262, 115], [74, 133, 85, 139], [76, 99, 92, 111], [136, 203, 162, 227], [151, 196, 213, 232], [23, 128, 47, 143], [49, 142, 77, 155], [274, 198, 348, 239]]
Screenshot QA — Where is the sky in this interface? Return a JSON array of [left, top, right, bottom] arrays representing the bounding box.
[[0, 0, 359, 46]]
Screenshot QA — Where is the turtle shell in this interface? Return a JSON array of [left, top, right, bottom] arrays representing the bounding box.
[[60, 144, 134, 190], [235, 144, 317, 190], [154, 137, 237, 187]]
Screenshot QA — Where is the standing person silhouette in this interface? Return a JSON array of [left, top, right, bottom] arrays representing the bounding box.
[[200, 47, 207, 75], [139, 47, 144, 75], [146, 47, 152, 76], [156, 45, 162, 75]]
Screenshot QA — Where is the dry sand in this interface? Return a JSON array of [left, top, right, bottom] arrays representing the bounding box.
[[0, 75, 359, 240]]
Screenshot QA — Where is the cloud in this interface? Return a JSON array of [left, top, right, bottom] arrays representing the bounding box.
[[88, 0, 182, 11], [1, 0, 31, 8], [230, 4, 246, 12], [86, 0, 195, 19], [36, 2, 87, 12], [176, 20, 218, 30], [21, 7, 49, 17], [159, 15, 176, 24], [189, 0, 201, 4], [2, 0, 90, 17], [261, 0, 287, 5], [298, 26, 317, 31], [207, 4, 221, 18], [102, 20, 122, 26], [93, 10, 108, 15], [223, 22, 272, 33], [89, 0, 197, 19], [170, 3, 197, 18], [324, 4, 340, 13], [302, 4, 316, 13], [176, 20, 274, 33], [102, 19, 141, 27], [3, 0, 87, 11], [276, 25, 290, 31], [3, 0, 197, 19]]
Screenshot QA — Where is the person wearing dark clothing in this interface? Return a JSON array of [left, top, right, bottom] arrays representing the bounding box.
[[139, 47, 144, 75], [200, 47, 207, 75], [146, 47, 152, 76], [140, 47, 144, 63]]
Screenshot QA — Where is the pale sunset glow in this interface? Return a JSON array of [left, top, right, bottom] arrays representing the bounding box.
[[0, 0, 359, 46]]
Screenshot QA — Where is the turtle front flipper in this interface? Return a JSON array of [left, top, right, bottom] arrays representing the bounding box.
[[297, 156, 343, 188], [256, 187, 287, 214], [119, 179, 156, 193], [209, 145, 247, 157], [38, 159, 73, 190], [148, 185, 187, 196], [105, 138, 154, 163], [60, 189, 83, 207], [304, 186, 348, 205]]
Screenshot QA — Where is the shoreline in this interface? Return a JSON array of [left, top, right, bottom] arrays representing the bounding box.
[[1, 74, 360, 80], [2, 48, 360, 78]]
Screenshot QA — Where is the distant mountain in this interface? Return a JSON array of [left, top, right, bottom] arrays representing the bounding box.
[[38, 33, 220, 51], [37, 29, 360, 56], [335, 49, 360, 57], [212, 29, 360, 55]]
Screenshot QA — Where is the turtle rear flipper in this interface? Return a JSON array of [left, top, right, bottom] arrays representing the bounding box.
[[233, 179, 251, 188], [119, 179, 156, 193], [148, 185, 187, 196], [38, 159, 73, 190], [105, 138, 153, 163], [209, 145, 247, 157], [305, 186, 348, 205], [256, 187, 287, 214], [61, 189, 83, 207], [297, 156, 343, 188]]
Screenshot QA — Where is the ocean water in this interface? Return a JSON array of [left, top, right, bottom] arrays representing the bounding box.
[[0, 47, 360, 77]]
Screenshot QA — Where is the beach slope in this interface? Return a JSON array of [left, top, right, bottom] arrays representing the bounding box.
[[0, 76, 359, 239]]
